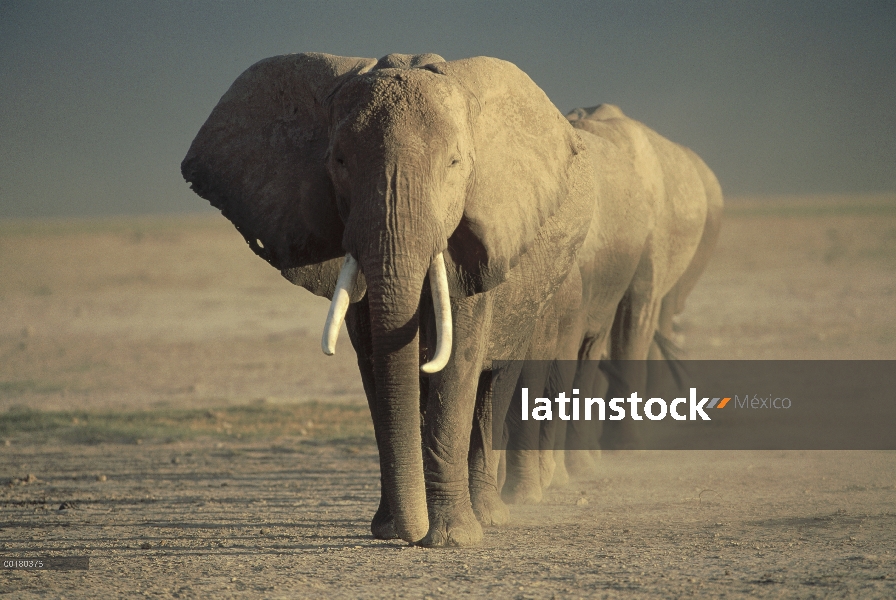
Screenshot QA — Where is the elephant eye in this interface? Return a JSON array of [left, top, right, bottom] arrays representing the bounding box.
[[448, 156, 461, 168], [335, 158, 345, 166]]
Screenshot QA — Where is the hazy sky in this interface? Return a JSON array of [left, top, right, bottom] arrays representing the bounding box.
[[1, 0, 894, 218]]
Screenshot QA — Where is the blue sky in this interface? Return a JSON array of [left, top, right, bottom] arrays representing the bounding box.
[[1, 0, 894, 217]]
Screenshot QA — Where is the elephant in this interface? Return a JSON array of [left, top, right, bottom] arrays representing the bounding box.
[[181, 52, 598, 546], [500, 103, 724, 501], [181, 51, 724, 541]]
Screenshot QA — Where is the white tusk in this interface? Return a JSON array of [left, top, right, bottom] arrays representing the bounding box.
[[321, 254, 358, 356], [420, 252, 453, 374]]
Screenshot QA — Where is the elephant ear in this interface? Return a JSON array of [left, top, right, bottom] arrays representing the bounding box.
[[425, 57, 587, 294], [181, 53, 377, 298]]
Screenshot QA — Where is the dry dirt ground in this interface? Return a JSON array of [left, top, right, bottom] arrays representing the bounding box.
[[1, 196, 895, 598]]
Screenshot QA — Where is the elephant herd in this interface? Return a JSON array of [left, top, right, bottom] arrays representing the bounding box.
[[182, 52, 723, 547]]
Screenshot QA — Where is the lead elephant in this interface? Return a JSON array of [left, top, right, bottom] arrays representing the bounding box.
[[181, 53, 596, 546]]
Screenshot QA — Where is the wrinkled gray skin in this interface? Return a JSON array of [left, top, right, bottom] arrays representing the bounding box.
[[181, 53, 595, 546], [501, 104, 724, 503]]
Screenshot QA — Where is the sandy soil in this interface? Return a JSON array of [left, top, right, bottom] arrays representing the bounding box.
[[1, 196, 895, 597]]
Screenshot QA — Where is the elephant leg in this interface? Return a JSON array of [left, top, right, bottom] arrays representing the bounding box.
[[542, 300, 585, 488], [468, 364, 521, 527], [539, 418, 559, 489], [566, 336, 608, 479], [649, 293, 676, 358], [502, 272, 580, 503], [646, 294, 687, 399], [529, 360, 575, 491], [502, 360, 550, 505], [542, 355, 577, 487], [345, 298, 399, 540], [419, 294, 491, 547], [536, 362, 566, 489], [601, 290, 663, 450]]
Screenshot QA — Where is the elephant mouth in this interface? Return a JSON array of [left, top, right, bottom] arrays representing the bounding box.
[[321, 252, 453, 374]]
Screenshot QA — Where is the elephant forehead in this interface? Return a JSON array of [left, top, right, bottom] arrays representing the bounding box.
[[338, 71, 468, 136]]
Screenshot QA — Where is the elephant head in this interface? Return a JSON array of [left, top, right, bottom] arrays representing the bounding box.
[[181, 52, 589, 542]]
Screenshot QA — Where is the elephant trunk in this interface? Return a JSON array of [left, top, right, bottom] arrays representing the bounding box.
[[320, 251, 452, 543], [363, 257, 430, 543]]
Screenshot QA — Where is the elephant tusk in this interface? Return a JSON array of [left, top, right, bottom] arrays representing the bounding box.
[[420, 252, 453, 374], [321, 254, 358, 356]]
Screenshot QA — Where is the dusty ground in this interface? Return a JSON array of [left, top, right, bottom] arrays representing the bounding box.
[[1, 195, 895, 597]]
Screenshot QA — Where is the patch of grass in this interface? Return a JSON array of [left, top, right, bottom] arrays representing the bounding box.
[[0, 402, 373, 445]]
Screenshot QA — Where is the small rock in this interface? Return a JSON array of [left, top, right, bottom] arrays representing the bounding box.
[[96, 475, 107, 482], [3, 440, 10, 447], [140, 542, 152, 550], [59, 501, 77, 510], [576, 497, 589, 506], [24, 473, 38, 484]]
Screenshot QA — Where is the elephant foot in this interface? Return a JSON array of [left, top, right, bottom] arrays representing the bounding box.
[[548, 450, 569, 488], [471, 487, 510, 526], [503, 450, 543, 504], [566, 450, 600, 481], [418, 503, 483, 547], [370, 498, 399, 540], [501, 477, 543, 505]]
